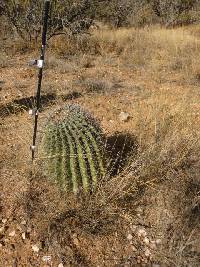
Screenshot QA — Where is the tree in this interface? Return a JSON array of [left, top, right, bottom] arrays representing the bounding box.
[[0, 0, 95, 42], [151, 0, 198, 26]]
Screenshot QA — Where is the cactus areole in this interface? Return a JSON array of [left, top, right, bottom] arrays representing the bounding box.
[[40, 104, 106, 194]]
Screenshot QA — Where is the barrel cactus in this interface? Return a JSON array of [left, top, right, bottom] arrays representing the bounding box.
[[39, 104, 106, 194]]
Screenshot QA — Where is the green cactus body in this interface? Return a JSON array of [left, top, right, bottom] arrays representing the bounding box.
[[60, 124, 79, 193], [69, 112, 105, 177], [67, 118, 98, 188], [40, 104, 105, 193]]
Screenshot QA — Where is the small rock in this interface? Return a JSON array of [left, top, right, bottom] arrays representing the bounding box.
[[9, 231, 16, 237], [22, 232, 26, 240], [58, 263, 64, 267], [2, 219, 7, 224], [32, 244, 40, 253], [72, 233, 77, 238], [119, 112, 130, 122], [137, 228, 147, 238], [131, 245, 137, 252], [0, 227, 4, 233], [143, 237, 150, 245], [127, 233, 133, 241], [21, 220, 26, 225], [73, 237, 79, 246], [155, 239, 162, 245], [137, 256, 142, 264], [144, 248, 151, 258]]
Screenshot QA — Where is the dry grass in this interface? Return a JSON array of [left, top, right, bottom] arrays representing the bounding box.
[[48, 26, 200, 83], [94, 26, 200, 81], [0, 26, 200, 266]]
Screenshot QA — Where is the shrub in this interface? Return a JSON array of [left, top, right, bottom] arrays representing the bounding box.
[[151, 0, 198, 27], [0, 0, 95, 42]]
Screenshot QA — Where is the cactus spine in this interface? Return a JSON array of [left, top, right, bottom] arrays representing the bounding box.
[[40, 104, 105, 193]]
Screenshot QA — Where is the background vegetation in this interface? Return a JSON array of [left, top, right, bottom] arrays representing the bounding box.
[[1, 0, 200, 42]]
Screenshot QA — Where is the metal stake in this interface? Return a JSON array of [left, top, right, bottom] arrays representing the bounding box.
[[30, 0, 50, 161]]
